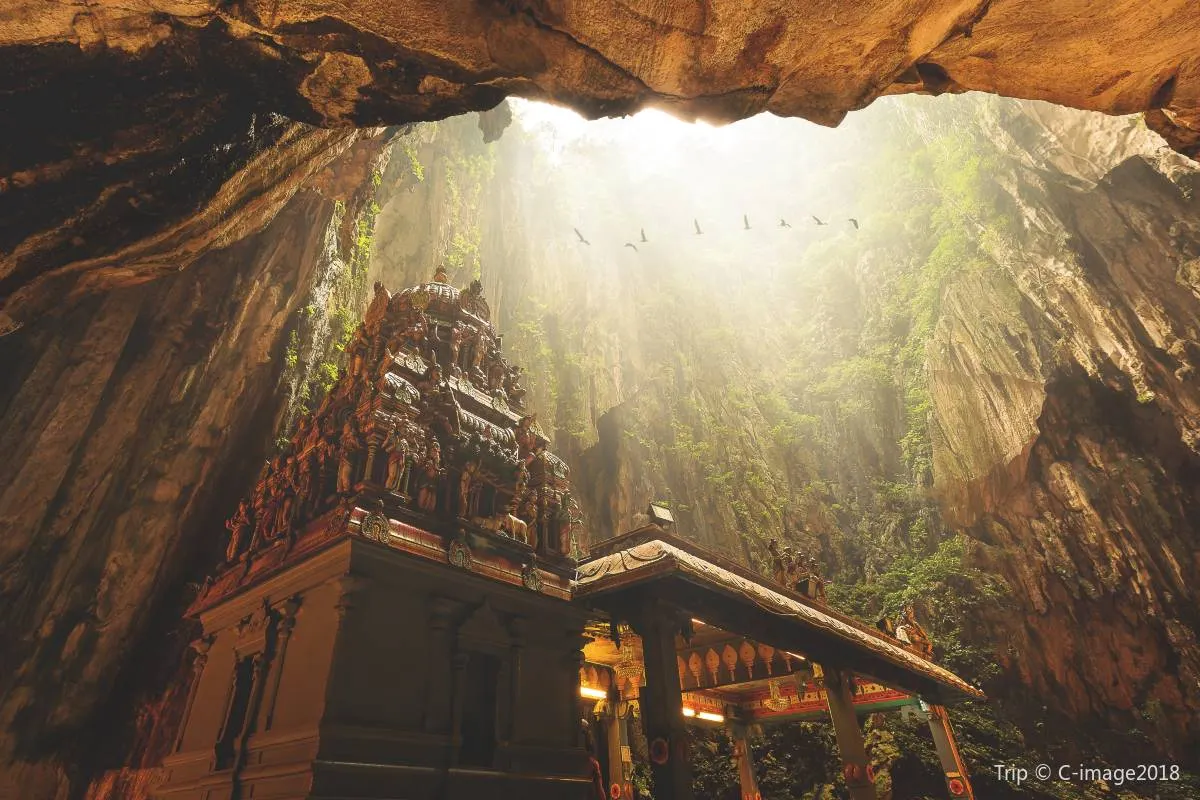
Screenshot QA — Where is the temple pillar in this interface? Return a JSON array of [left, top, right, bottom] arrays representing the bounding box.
[[601, 692, 633, 799], [728, 723, 761, 800], [924, 702, 975, 799], [171, 636, 213, 755], [821, 664, 877, 800], [630, 600, 694, 800], [262, 596, 301, 732]]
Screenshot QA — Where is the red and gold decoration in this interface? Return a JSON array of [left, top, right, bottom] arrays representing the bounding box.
[[766, 538, 829, 601], [200, 269, 584, 611], [649, 737, 669, 765]]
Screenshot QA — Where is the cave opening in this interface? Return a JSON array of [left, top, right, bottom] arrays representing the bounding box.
[[2, 26, 1200, 798]]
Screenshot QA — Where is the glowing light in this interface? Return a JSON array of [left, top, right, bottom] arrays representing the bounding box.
[[784, 651, 807, 661], [690, 618, 708, 627], [680, 707, 725, 722], [580, 686, 608, 700], [510, 98, 727, 169]]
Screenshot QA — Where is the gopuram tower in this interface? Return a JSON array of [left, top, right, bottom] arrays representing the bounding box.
[[157, 268, 593, 800]]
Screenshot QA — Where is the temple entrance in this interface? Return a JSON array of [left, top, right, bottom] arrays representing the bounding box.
[[574, 519, 980, 800]]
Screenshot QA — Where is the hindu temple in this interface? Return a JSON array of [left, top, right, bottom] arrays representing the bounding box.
[[157, 269, 981, 800]]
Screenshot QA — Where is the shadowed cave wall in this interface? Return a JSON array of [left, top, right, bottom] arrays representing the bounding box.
[[2, 82, 1200, 800]]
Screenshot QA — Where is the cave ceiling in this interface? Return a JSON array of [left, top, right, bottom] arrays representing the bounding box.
[[1, 0, 1198, 333]]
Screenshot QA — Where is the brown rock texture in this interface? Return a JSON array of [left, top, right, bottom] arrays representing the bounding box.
[[2, 0, 1198, 335], [0, 126, 395, 796], [928, 136, 1200, 758]]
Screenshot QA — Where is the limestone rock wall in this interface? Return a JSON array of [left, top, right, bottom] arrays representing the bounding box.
[[2, 0, 1198, 338], [386, 99, 1200, 770], [0, 127, 394, 797]]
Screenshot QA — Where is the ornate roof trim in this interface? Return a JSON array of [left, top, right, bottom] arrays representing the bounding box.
[[574, 538, 984, 701]]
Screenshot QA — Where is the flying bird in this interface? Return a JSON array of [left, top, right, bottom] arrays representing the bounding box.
[[811, 216, 827, 226], [848, 218, 860, 230], [640, 228, 648, 243], [694, 219, 703, 235], [779, 218, 791, 228], [573, 228, 590, 245], [624, 243, 639, 252], [743, 214, 751, 230]]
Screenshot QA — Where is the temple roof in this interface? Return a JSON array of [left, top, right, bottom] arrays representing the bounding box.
[[575, 532, 984, 705], [198, 267, 582, 614]]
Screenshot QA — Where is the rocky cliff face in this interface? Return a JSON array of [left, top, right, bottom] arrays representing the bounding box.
[[0, 124, 397, 798], [1, 93, 1199, 798], [929, 132, 1200, 762], [359, 99, 1200, 793], [2, 0, 1198, 341]]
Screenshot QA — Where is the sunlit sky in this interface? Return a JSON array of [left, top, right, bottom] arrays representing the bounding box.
[[502, 97, 876, 264], [508, 97, 851, 174]]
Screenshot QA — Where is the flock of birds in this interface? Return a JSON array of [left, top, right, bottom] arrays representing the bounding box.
[[572, 214, 860, 251]]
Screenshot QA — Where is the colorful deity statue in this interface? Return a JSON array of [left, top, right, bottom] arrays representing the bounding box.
[[273, 454, 298, 538], [225, 501, 252, 562], [458, 460, 481, 518], [337, 418, 362, 495], [382, 421, 409, 493], [556, 493, 575, 554], [895, 606, 933, 658], [504, 365, 527, 406], [417, 439, 443, 513], [214, 270, 583, 571]]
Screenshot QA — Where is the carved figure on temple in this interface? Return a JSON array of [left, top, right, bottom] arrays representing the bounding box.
[[249, 460, 274, 544], [470, 341, 488, 385], [382, 422, 409, 493], [487, 351, 507, 393], [516, 414, 538, 459], [505, 365, 527, 406], [514, 461, 529, 498], [364, 281, 390, 333], [313, 424, 337, 506], [210, 272, 584, 575], [556, 493, 575, 554], [337, 418, 363, 495], [347, 328, 369, 380], [501, 513, 530, 545], [273, 454, 298, 538], [303, 414, 322, 451], [294, 449, 315, 514], [517, 493, 538, 534], [225, 501, 252, 562], [458, 460, 480, 518], [416, 439, 443, 512], [460, 278, 490, 320], [767, 539, 791, 587], [895, 606, 933, 657], [419, 362, 443, 396], [403, 311, 429, 353], [291, 416, 311, 453], [448, 323, 464, 373]]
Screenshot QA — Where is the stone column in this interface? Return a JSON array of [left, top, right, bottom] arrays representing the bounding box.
[[322, 574, 368, 724], [602, 689, 628, 795], [424, 596, 458, 734], [262, 596, 301, 732], [925, 702, 975, 799], [728, 723, 761, 800], [506, 616, 526, 746], [564, 631, 588, 747], [630, 600, 694, 800], [172, 635, 213, 754], [821, 664, 876, 800]]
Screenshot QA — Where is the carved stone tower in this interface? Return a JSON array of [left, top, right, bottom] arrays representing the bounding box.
[[157, 270, 593, 799]]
